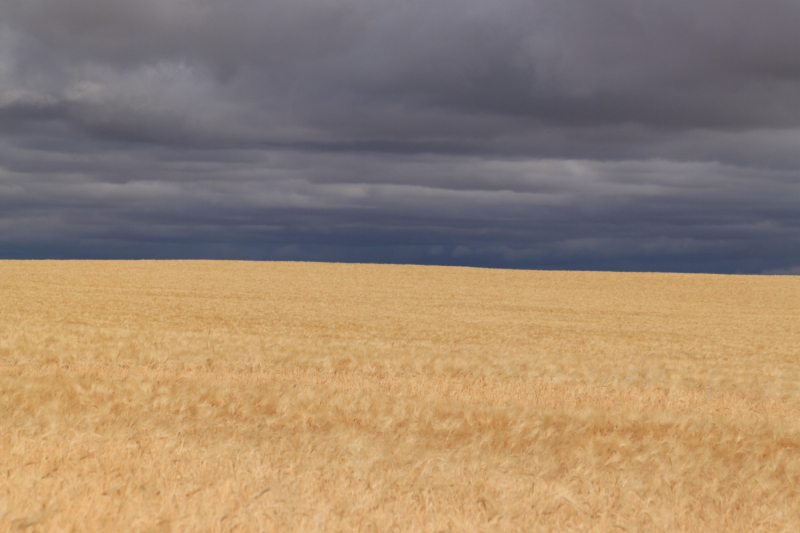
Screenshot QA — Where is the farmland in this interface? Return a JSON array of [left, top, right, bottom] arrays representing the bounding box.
[[1, 260, 799, 532]]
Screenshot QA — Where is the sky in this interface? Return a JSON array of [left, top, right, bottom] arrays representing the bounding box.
[[1, 0, 799, 273]]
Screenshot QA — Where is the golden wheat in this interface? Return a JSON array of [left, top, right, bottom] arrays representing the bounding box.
[[1, 260, 799, 532]]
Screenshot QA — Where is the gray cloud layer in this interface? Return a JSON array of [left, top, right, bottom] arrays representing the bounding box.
[[1, 0, 799, 272]]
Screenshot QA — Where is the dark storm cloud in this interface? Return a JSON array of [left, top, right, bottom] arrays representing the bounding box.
[[1, 0, 799, 272]]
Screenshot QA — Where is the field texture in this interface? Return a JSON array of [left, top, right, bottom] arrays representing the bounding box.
[[1, 261, 799, 532]]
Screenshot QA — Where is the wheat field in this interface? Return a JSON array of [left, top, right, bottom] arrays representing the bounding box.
[[1, 261, 799, 532]]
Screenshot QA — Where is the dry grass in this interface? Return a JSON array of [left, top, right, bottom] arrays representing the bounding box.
[[1, 260, 799, 532]]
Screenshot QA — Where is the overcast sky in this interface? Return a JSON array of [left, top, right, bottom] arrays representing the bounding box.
[[1, 0, 799, 273]]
